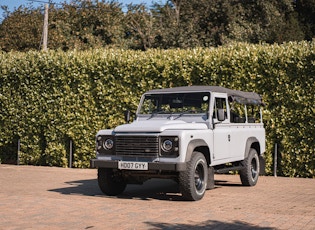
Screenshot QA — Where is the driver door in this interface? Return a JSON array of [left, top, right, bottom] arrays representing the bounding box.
[[212, 95, 231, 161]]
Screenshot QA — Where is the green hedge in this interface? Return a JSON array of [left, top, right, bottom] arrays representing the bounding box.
[[0, 41, 314, 177]]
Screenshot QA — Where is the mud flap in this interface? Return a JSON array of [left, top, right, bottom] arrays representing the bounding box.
[[207, 166, 215, 190], [259, 155, 266, 175]]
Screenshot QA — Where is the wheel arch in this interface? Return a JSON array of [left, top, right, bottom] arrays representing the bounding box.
[[185, 139, 211, 166], [244, 137, 265, 175], [244, 137, 261, 158]]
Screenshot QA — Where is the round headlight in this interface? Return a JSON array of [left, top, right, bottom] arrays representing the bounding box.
[[103, 139, 114, 150], [162, 139, 173, 152]]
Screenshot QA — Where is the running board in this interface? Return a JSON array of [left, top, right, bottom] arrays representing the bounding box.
[[214, 165, 244, 174]]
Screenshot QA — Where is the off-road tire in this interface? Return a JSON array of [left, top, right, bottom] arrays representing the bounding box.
[[179, 152, 208, 201], [240, 148, 260, 186], [98, 168, 127, 196]]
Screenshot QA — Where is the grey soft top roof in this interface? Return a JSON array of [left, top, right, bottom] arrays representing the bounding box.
[[145, 86, 263, 105]]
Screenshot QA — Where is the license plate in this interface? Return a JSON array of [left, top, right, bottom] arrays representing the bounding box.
[[118, 161, 148, 170]]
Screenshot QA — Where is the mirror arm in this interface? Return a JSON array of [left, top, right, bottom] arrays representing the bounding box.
[[124, 110, 130, 123]]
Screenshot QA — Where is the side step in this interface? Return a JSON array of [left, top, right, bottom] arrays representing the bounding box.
[[214, 165, 244, 174]]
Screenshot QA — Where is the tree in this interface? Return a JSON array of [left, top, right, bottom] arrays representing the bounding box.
[[295, 0, 315, 40], [125, 4, 157, 50], [48, 0, 125, 50], [0, 0, 125, 51], [0, 0, 312, 51], [152, 0, 222, 48], [222, 0, 304, 44], [0, 6, 43, 51], [152, 0, 305, 47]]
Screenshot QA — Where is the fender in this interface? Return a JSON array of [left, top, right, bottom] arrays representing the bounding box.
[[185, 139, 210, 165], [244, 137, 261, 158]]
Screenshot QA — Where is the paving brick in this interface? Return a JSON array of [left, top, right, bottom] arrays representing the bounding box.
[[0, 165, 315, 229]]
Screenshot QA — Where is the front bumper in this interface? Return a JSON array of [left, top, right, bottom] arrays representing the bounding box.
[[90, 159, 187, 172]]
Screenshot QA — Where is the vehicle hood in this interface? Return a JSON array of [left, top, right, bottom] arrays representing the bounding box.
[[114, 120, 208, 132]]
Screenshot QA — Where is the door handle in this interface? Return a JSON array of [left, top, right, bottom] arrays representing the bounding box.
[[228, 134, 231, 142]]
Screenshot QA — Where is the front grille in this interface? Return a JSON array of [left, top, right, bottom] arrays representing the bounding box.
[[115, 136, 159, 157]]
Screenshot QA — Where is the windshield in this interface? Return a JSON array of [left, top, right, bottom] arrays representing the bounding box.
[[138, 92, 210, 115]]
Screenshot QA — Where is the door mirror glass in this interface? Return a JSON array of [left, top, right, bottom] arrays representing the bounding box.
[[214, 97, 227, 122], [217, 109, 225, 121]]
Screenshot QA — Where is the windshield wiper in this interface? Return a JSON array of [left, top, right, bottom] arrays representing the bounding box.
[[172, 110, 196, 119], [173, 110, 207, 120], [147, 110, 168, 119]]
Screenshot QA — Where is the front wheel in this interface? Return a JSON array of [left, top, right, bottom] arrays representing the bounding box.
[[98, 168, 127, 196], [179, 152, 208, 201], [240, 148, 260, 186]]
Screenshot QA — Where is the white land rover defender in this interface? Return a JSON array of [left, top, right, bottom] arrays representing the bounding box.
[[91, 86, 265, 201]]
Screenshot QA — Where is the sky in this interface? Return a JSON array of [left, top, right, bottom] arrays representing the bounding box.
[[0, 0, 166, 20]]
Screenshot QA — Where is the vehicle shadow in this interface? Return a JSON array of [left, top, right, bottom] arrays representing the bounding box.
[[48, 178, 239, 201], [215, 179, 244, 187], [48, 179, 103, 196], [145, 220, 274, 230], [48, 178, 183, 201]]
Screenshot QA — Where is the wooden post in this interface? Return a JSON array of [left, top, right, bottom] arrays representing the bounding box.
[[69, 140, 73, 168], [17, 139, 20, 165], [274, 143, 277, 177]]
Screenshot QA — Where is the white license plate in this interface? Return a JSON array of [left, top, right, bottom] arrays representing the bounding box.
[[118, 161, 148, 170]]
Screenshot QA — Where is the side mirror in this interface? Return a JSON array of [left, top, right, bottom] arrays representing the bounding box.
[[124, 110, 130, 123], [217, 109, 225, 121]]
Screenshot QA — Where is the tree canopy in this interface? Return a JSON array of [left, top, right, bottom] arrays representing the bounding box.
[[0, 0, 314, 51]]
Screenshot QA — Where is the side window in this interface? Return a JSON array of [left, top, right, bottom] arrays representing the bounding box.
[[229, 101, 246, 123], [213, 97, 227, 120]]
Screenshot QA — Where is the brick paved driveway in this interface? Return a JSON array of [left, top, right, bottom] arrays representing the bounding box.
[[0, 165, 314, 229]]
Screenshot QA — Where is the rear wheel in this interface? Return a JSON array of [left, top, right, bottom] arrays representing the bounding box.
[[240, 148, 260, 186], [98, 168, 127, 196], [179, 152, 208, 201]]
